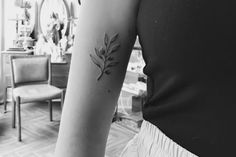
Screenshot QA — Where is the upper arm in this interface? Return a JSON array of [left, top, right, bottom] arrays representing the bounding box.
[[55, 1, 140, 157], [68, 0, 141, 103]]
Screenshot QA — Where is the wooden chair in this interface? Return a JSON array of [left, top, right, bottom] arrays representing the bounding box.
[[10, 55, 64, 141]]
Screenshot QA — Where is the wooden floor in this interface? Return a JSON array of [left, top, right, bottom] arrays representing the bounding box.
[[0, 101, 140, 157]]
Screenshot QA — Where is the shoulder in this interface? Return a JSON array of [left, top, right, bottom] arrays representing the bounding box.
[[78, 0, 141, 29], [78, 0, 140, 5], [78, 0, 141, 15]]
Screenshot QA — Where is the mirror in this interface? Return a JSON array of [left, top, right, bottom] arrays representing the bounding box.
[[36, 0, 74, 62], [39, 0, 70, 45]]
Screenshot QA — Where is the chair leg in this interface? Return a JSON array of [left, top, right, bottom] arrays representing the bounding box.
[[12, 99, 16, 128], [61, 90, 64, 110], [48, 100, 53, 121], [3, 87, 7, 113], [16, 96, 21, 142]]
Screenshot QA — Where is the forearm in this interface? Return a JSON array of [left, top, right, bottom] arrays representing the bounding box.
[[55, 86, 119, 156]]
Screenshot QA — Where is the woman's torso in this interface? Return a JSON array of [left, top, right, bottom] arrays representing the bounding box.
[[137, 0, 236, 156]]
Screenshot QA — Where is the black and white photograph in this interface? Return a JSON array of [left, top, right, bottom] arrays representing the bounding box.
[[0, 0, 235, 157]]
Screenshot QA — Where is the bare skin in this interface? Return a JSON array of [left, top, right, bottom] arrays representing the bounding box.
[[54, 0, 140, 157], [90, 33, 121, 81]]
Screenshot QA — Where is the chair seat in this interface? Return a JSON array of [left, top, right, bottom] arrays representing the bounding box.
[[13, 84, 62, 103]]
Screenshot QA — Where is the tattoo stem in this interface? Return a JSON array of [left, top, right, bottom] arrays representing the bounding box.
[[97, 72, 103, 81], [97, 59, 107, 81]]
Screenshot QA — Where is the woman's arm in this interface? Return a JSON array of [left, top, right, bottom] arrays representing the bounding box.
[[54, 0, 140, 157]]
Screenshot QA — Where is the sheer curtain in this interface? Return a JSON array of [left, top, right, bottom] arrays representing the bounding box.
[[0, 0, 4, 103], [0, 0, 17, 103], [0, 0, 4, 104], [0, 1, 2, 50]]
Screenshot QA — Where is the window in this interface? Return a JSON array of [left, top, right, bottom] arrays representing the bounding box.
[[0, 0, 4, 51], [4, 0, 20, 49]]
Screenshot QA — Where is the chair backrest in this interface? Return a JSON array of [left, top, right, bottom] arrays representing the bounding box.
[[10, 55, 51, 87]]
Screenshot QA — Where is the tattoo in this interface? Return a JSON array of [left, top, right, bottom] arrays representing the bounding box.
[[90, 33, 121, 81]]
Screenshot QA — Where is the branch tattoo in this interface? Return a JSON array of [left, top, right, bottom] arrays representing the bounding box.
[[90, 33, 121, 81]]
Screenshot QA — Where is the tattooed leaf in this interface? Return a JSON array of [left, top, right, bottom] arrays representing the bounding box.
[[104, 33, 109, 46], [110, 33, 119, 44], [104, 70, 111, 75], [107, 61, 119, 67], [94, 48, 103, 60], [95, 48, 100, 56], [107, 56, 114, 61], [99, 47, 106, 55], [98, 55, 105, 60], [109, 44, 120, 54], [101, 55, 105, 61], [90, 54, 101, 68]]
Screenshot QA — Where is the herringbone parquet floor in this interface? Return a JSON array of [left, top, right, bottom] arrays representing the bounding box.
[[0, 101, 140, 157]]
